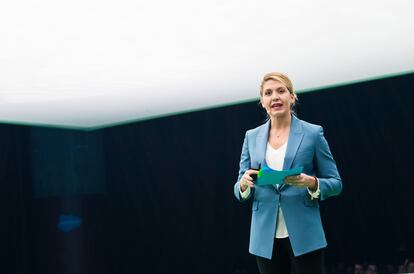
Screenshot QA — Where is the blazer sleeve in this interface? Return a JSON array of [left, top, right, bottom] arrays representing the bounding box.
[[314, 126, 342, 200], [234, 132, 254, 202]]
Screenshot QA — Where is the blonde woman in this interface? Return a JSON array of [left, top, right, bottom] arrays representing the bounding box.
[[234, 72, 342, 274]]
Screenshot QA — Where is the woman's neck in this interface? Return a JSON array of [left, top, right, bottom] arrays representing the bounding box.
[[270, 113, 292, 130]]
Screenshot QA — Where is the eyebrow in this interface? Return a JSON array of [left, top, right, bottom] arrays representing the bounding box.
[[265, 87, 286, 91]]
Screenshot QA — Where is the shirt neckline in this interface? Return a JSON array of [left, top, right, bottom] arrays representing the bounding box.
[[267, 142, 287, 152]]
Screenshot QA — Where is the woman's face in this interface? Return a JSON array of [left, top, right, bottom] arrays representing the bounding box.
[[261, 79, 295, 119]]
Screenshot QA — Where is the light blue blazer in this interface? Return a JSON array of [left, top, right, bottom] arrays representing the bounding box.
[[234, 115, 342, 259]]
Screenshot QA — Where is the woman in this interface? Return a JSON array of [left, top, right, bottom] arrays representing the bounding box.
[[233, 72, 342, 274]]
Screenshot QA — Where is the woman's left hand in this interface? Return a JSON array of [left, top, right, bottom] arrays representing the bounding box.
[[284, 173, 317, 190]]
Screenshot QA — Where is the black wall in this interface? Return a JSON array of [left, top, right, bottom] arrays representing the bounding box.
[[1, 72, 414, 274]]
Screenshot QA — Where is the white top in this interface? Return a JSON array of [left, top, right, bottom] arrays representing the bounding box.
[[266, 142, 289, 238]]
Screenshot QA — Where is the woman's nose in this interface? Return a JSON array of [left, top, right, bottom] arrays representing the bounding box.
[[271, 92, 279, 100]]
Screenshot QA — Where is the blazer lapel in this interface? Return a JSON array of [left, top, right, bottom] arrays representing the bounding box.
[[281, 115, 304, 190], [255, 120, 270, 168]]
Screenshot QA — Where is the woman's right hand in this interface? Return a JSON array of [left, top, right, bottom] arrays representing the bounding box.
[[240, 169, 259, 192]]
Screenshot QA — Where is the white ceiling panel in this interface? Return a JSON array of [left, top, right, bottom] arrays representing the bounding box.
[[1, 0, 413, 129]]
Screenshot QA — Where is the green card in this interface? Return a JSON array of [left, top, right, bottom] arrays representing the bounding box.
[[256, 165, 303, 186]]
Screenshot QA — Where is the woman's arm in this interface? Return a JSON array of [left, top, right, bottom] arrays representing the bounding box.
[[314, 126, 342, 200], [234, 132, 254, 202]]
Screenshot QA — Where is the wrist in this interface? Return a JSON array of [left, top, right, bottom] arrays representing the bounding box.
[[308, 176, 318, 191]]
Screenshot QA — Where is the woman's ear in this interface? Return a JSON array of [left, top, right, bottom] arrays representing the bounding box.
[[260, 97, 265, 108], [290, 93, 296, 104]]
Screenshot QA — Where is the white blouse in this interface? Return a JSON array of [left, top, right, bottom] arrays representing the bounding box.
[[265, 142, 289, 238]]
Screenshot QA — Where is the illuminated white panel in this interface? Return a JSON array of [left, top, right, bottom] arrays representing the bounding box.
[[0, 0, 413, 128]]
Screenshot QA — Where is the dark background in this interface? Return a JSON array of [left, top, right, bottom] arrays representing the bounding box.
[[1, 72, 413, 274]]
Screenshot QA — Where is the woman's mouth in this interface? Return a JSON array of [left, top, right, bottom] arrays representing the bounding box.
[[271, 103, 283, 109]]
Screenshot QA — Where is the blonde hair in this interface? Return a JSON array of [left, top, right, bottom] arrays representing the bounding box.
[[260, 72, 298, 109]]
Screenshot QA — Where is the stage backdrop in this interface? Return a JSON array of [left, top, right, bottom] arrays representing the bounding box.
[[1, 72, 413, 274]]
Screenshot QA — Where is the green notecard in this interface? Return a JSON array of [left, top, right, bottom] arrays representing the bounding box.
[[256, 165, 303, 186]]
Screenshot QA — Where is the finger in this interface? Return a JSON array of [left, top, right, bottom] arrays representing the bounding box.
[[285, 179, 303, 185], [244, 175, 254, 181], [241, 177, 253, 187], [286, 175, 304, 182], [240, 178, 254, 188], [285, 181, 306, 187], [288, 175, 301, 181], [284, 177, 297, 183], [240, 179, 249, 188], [247, 169, 259, 175]]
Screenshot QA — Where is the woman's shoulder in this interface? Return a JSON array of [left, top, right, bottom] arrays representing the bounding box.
[[245, 121, 269, 137], [295, 116, 323, 134]]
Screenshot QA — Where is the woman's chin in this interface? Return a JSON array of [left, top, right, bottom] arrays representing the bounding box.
[[269, 110, 290, 118]]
